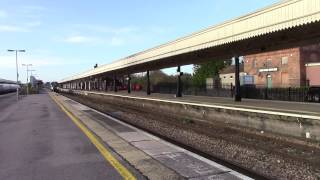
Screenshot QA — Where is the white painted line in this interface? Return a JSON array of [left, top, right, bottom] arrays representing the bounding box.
[[70, 97, 253, 180], [83, 90, 320, 120]]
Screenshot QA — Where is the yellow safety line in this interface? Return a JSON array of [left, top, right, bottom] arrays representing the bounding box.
[[49, 93, 136, 180]]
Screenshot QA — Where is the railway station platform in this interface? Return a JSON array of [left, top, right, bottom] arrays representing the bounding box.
[[0, 91, 252, 179], [53, 92, 250, 180], [59, 89, 320, 141], [92, 90, 320, 116], [0, 92, 143, 180], [56, 88, 320, 179]]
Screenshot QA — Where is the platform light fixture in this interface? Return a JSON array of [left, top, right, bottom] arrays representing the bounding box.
[[22, 64, 32, 95], [7, 49, 26, 101]]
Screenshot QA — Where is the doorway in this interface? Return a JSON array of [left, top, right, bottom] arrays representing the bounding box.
[[267, 74, 272, 88]]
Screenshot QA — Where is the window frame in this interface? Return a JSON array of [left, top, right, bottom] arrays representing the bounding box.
[[281, 56, 288, 66]]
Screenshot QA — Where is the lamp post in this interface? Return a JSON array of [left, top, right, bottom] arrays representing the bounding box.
[[22, 64, 32, 95], [7, 49, 25, 101]]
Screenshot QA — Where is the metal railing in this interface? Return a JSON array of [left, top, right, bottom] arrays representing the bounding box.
[[152, 83, 320, 103]]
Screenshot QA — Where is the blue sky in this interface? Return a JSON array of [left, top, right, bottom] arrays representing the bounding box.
[[0, 0, 279, 83]]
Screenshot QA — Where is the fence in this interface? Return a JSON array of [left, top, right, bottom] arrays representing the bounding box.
[[152, 82, 320, 103], [241, 86, 311, 102]]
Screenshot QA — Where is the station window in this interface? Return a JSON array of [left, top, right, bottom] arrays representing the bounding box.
[[266, 59, 272, 67], [281, 56, 288, 66], [252, 59, 257, 68]]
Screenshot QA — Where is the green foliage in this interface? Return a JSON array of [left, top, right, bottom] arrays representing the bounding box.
[[192, 60, 227, 87], [131, 74, 146, 85], [130, 70, 194, 92]]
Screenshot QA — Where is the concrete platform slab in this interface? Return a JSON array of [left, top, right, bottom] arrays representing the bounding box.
[[65, 99, 90, 111], [189, 173, 242, 180], [131, 140, 182, 156], [154, 152, 238, 179], [84, 109, 135, 133], [118, 132, 154, 142]]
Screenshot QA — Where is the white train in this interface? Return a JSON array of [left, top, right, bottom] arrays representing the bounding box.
[[0, 79, 20, 95]]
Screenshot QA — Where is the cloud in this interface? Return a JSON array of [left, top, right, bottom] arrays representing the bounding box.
[[21, 5, 46, 19], [22, 5, 46, 11], [0, 7, 43, 33], [67, 24, 141, 46], [64, 35, 99, 44], [0, 55, 77, 69], [110, 37, 125, 46], [59, 24, 173, 47], [0, 10, 8, 18], [24, 21, 42, 27], [91, 26, 138, 34], [148, 26, 174, 34], [0, 55, 16, 68], [0, 22, 41, 32], [0, 54, 85, 82], [59, 34, 127, 46], [74, 24, 138, 34], [0, 25, 28, 32]]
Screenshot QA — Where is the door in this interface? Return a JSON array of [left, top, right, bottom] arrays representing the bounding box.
[[267, 74, 272, 88]]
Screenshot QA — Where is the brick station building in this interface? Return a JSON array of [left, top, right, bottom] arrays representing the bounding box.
[[244, 43, 320, 88]]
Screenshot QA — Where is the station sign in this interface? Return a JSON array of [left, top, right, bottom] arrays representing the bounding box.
[[259, 68, 278, 72]]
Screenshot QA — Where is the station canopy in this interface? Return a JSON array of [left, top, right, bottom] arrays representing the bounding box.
[[0, 78, 16, 84], [60, 0, 320, 83]]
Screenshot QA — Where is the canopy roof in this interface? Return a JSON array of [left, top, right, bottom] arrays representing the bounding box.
[[60, 0, 320, 83], [0, 78, 16, 84]]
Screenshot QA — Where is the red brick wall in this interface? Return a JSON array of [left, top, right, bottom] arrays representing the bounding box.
[[306, 65, 320, 86], [244, 48, 301, 87], [244, 43, 320, 88]]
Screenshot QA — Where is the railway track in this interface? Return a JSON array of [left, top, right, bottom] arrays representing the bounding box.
[[60, 91, 320, 179], [101, 105, 270, 180], [66, 96, 269, 179]]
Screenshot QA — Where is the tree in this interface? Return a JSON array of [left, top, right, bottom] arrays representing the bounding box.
[[131, 70, 175, 86], [192, 59, 227, 87], [150, 70, 175, 84]]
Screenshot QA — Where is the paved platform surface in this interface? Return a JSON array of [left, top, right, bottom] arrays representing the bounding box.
[[87, 90, 320, 116], [0, 92, 141, 180], [55, 92, 252, 180], [0, 93, 17, 110]]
